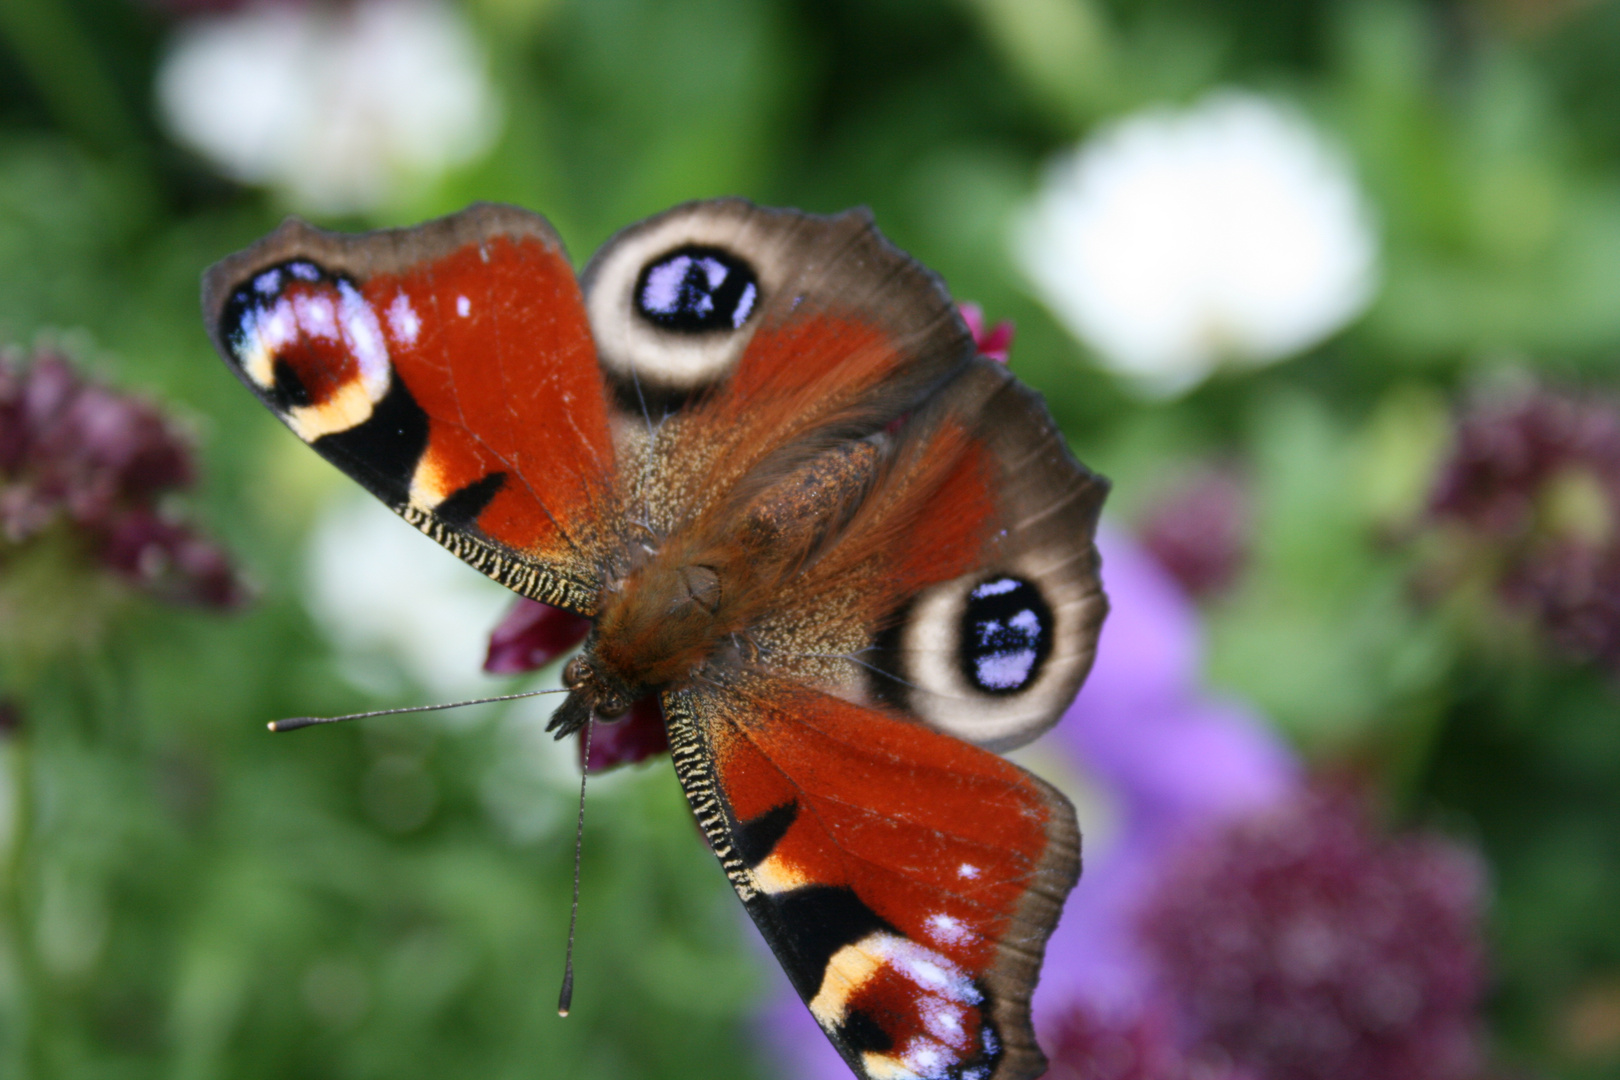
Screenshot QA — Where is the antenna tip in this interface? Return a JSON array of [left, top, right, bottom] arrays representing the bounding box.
[[557, 1007, 570, 1018], [267, 720, 280, 732]]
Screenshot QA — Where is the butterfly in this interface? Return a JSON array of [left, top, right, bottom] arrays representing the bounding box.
[[202, 200, 1108, 1080]]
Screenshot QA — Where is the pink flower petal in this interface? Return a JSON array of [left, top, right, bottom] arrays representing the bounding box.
[[958, 302, 1015, 364]]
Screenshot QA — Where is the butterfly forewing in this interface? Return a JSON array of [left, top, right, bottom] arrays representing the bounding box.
[[202, 204, 615, 613]]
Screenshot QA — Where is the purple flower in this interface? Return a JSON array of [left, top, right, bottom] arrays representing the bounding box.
[[1140, 784, 1488, 1080], [1138, 464, 1253, 600], [0, 347, 244, 610], [1424, 381, 1620, 669], [1044, 1003, 1254, 1080], [482, 597, 667, 773]]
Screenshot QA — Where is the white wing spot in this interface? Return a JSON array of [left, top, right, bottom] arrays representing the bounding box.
[[292, 292, 338, 340], [457, 295, 471, 317], [926, 913, 972, 947], [387, 292, 421, 345], [337, 281, 390, 401], [958, 863, 980, 880]]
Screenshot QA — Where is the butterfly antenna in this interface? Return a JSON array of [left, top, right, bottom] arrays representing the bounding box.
[[557, 714, 594, 1017], [268, 688, 570, 732]]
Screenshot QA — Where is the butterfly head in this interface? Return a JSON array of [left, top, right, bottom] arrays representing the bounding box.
[[546, 654, 634, 739]]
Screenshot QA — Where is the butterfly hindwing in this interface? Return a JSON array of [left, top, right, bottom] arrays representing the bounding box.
[[664, 675, 1078, 1080], [202, 204, 615, 614], [582, 198, 970, 419], [861, 359, 1110, 751]]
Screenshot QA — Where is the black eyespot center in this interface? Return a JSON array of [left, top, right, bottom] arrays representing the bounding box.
[[634, 244, 760, 333], [958, 576, 1053, 696], [270, 358, 312, 409]]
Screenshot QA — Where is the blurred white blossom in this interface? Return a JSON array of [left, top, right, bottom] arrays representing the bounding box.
[[157, 0, 501, 214], [1015, 91, 1378, 396], [305, 493, 511, 697]]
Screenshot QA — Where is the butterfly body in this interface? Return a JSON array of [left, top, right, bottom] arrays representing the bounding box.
[[574, 435, 877, 708], [204, 199, 1108, 1080]]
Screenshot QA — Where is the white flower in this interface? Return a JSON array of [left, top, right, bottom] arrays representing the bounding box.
[[157, 0, 501, 214], [305, 493, 512, 697], [1014, 91, 1378, 396]]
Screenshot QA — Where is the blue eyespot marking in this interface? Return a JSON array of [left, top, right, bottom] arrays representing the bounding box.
[[635, 245, 759, 333], [958, 576, 1053, 695]]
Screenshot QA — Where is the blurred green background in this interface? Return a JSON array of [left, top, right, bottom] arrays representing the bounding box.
[[3, 0, 1620, 1077]]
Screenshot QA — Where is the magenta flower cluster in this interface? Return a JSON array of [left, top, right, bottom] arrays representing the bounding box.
[[1138, 464, 1253, 600], [0, 348, 243, 609], [1139, 786, 1487, 1080], [1427, 382, 1620, 669]]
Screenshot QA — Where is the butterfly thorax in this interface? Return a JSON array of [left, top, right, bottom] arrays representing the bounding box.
[[552, 437, 886, 734]]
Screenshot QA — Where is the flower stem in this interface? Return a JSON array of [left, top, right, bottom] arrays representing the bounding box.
[[0, 732, 44, 1080]]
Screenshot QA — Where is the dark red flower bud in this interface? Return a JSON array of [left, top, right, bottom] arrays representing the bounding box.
[[581, 695, 669, 774], [481, 597, 667, 771], [483, 598, 592, 674]]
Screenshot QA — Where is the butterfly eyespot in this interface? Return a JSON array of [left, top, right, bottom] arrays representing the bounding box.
[[634, 246, 759, 334], [875, 554, 1103, 752], [580, 201, 787, 396], [217, 258, 394, 441], [957, 576, 1052, 695]]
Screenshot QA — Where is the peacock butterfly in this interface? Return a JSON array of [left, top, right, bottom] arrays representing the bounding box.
[[202, 200, 1108, 1080]]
